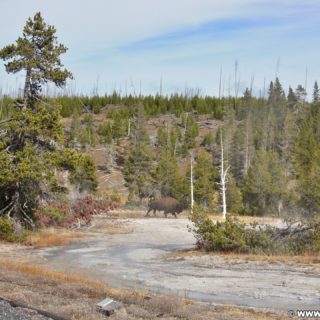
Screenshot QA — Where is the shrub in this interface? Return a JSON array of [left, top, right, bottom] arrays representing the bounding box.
[[35, 195, 120, 229], [110, 193, 121, 203], [0, 217, 27, 242], [190, 206, 320, 255], [35, 204, 68, 228], [0, 217, 15, 242]]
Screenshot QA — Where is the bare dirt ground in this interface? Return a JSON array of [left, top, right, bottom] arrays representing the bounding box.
[[11, 213, 316, 314]]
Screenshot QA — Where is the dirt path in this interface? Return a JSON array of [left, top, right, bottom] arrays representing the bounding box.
[[32, 218, 320, 312]]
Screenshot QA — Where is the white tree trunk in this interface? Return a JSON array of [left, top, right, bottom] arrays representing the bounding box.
[[190, 152, 194, 214], [127, 118, 131, 137], [220, 132, 229, 221], [244, 126, 249, 176]]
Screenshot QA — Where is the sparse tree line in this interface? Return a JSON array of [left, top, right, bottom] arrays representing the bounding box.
[[0, 91, 225, 120]]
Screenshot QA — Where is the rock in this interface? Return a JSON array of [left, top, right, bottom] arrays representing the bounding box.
[[96, 298, 124, 317]]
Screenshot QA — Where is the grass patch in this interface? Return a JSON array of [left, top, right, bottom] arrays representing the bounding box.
[[222, 253, 320, 265], [25, 228, 84, 248], [172, 249, 320, 265]]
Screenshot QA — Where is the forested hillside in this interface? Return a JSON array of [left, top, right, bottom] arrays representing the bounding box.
[[2, 78, 319, 220]]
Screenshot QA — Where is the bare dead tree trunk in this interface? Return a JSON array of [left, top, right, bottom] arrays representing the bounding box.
[[244, 126, 249, 176], [190, 151, 194, 214], [127, 118, 131, 137], [234, 60, 239, 107], [160, 76, 163, 96], [220, 132, 229, 220], [219, 66, 222, 100]]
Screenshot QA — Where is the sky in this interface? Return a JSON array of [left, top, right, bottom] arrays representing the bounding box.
[[0, 0, 319, 97]]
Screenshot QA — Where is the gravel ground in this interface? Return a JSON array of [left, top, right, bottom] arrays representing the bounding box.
[[0, 300, 51, 320]]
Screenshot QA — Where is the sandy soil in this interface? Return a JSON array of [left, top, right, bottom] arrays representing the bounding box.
[[25, 217, 320, 313]]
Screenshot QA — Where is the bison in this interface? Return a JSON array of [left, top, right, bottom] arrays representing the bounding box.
[[146, 197, 185, 218]]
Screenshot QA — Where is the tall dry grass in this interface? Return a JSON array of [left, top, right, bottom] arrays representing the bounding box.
[[26, 228, 84, 248]]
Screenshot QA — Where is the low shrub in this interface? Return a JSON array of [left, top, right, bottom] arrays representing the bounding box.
[[0, 217, 15, 242], [35, 195, 120, 229], [190, 206, 320, 255], [0, 217, 27, 242]]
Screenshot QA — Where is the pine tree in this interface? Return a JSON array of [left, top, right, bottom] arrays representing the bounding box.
[[287, 86, 297, 110], [193, 150, 217, 210], [155, 150, 187, 201], [313, 81, 320, 105], [124, 106, 154, 202], [97, 121, 113, 144], [181, 115, 199, 156], [295, 111, 320, 214], [226, 173, 243, 213], [0, 13, 95, 229], [243, 151, 285, 215], [0, 12, 72, 109]]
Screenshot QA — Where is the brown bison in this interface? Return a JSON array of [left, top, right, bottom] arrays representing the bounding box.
[[146, 197, 185, 218]]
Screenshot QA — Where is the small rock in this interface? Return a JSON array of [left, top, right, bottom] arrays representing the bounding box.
[[96, 298, 124, 317]]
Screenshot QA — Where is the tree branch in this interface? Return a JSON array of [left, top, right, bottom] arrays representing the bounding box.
[[0, 118, 12, 126], [0, 201, 14, 215], [19, 204, 35, 229]]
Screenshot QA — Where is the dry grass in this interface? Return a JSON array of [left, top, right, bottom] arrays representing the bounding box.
[[172, 249, 320, 266], [0, 259, 289, 320], [208, 214, 282, 225], [221, 253, 320, 265], [25, 228, 84, 248]]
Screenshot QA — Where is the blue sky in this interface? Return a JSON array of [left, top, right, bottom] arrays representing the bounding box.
[[0, 0, 319, 97]]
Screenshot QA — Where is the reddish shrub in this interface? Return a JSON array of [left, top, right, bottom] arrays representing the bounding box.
[[35, 195, 120, 228]]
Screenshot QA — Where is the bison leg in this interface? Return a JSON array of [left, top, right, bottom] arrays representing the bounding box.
[[153, 209, 157, 216], [164, 212, 168, 218], [146, 208, 151, 217], [173, 212, 177, 218]]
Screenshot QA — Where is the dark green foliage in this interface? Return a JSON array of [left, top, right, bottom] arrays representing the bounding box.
[[313, 81, 320, 105], [191, 208, 320, 254], [193, 150, 217, 210], [124, 106, 154, 201], [54, 148, 98, 193], [181, 114, 199, 156], [97, 121, 113, 144], [110, 110, 129, 139], [78, 114, 98, 147], [226, 174, 243, 213], [201, 132, 214, 148], [0, 13, 97, 229], [0, 217, 15, 242], [243, 151, 285, 215], [0, 12, 72, 108], [155, 150, 188, 201], [156, 123, 182, 157], [6, 93, 226, 120], [190, 209, 273, 253], [295, 106, 320, 215], [70, 154, 98, 192]]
